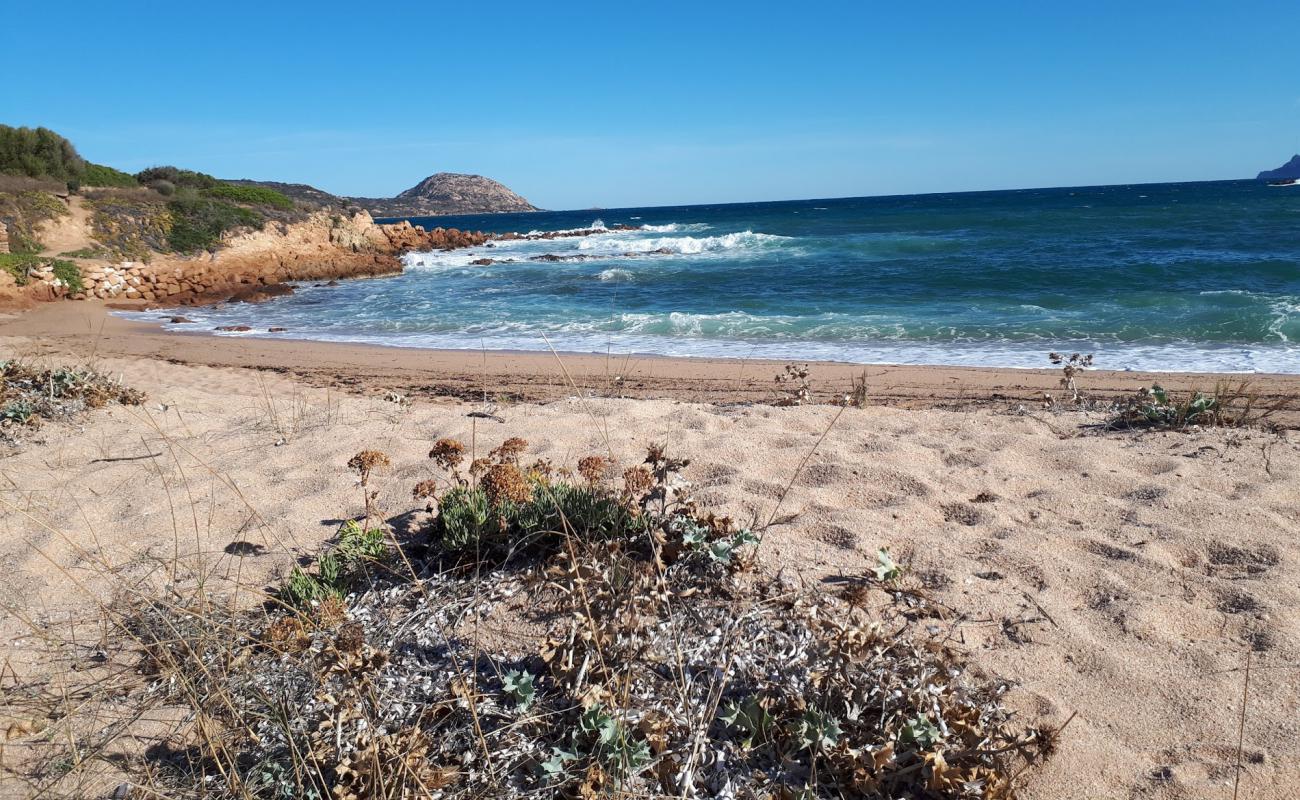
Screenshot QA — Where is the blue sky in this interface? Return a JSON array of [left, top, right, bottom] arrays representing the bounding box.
[[6, 1, 1298, 209]]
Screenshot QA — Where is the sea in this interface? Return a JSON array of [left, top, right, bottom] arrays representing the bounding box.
[[134, 180, 1300, 373]]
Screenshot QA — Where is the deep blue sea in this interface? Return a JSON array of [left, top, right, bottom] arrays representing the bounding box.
[[138, 180, 1300, 372]]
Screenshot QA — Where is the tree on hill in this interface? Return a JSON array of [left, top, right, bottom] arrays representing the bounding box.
[[0, 125, 84, 180]]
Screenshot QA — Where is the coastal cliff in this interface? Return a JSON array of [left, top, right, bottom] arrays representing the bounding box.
[[0, 200, 489, 307]]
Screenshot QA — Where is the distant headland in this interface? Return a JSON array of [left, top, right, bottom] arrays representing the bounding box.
[[229, 172, 541, 218], [1256, 154, 1300, 181]]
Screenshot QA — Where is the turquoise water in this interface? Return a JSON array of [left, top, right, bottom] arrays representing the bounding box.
[[134, 180, 1300, 372]]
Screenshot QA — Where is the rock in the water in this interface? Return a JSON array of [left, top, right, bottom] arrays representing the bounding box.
[[216, 325, 253, 332]]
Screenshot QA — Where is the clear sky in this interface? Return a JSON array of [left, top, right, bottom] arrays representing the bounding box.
[[6, 1, 1299, 209]]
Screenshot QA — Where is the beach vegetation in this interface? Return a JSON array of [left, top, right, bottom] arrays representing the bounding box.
[[0, 360, 144, 443], [775, 362, 814, 405], [1108, 381, 1280, 431], [205, 182, 294, 210], [81, 162, 138, 188], [165, 194, 264, 253], [1049, 352, 1093, 404], [86, 435, 1052, 799]]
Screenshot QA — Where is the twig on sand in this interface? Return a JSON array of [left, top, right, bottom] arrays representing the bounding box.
[[1233, 643, 1252, 800]]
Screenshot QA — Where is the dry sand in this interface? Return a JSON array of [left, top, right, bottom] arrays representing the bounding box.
[[1, 305, 1298, 798]]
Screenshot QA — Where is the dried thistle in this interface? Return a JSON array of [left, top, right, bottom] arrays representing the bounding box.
[[334, 621, 366, 654], [775, 363, 813, 406], [1048, 352, 1093, 403]]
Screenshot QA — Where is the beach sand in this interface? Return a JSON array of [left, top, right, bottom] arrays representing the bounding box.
[[1, 303, 1298, 798]]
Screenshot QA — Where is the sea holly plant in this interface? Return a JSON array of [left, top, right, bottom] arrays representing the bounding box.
[[537, 747, 577, 782], [792, 707, 842, 753], [899, 713, 943, 749], [720, 695, 777, 750], [501, 669, 536, 712], [1048, 351, 1094, 404], [874, 547, 902, 583]]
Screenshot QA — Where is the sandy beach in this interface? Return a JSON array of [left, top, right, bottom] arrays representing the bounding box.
[[1, 301, 1298, 798]]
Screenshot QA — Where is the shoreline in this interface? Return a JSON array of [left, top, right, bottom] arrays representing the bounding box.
[[4, 301, 1299, 419]]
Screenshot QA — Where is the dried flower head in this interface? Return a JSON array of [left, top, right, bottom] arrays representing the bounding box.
[[578, 455, 609, 484], [428, 438, 466, 471], [526, 458, 555, 481], [481, 462, 532, 505], [623, 465, 654, 497], [264, 616, 308, 651], [412, 479, 439, 501], [489, 437, 529, 464], [469, 457, 491, 478], [334, 621, 366, 654], [348, 450, 391, 480], [314, 595, 348, 627]]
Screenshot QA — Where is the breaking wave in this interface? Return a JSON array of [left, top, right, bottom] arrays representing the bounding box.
[[577, 230, 789, 255]]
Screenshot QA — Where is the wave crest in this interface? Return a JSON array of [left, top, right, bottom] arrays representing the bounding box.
[[578, 230, 788, 255]]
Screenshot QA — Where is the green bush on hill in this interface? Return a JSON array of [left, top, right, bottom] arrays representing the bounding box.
[[0, 126, 84, 180], [166, 195, 263, 253], [82, 163, 138, 188], [135, 166, 219, 190], [204, 183, 293, 210]]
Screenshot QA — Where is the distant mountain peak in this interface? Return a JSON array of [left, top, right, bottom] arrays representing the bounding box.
[[1257, 155, 1300, 181]]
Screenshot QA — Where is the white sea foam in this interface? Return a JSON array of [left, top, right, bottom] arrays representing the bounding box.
[[597, 268, 634, 282], [577, 230, 788, 255]]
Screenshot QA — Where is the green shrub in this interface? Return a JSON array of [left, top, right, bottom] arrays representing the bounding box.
[[0, 125, 84, 180], [59, 247, 110, 259], [435, 480, 643, 557], [166, 195, 263, 253], [135, 166, 219, 190], [280, 520, 387, 609], [82, 163, 138, 188], [205, 183, 293, 210], [0, 253, 38, 285], [50, 259, 83, 293]]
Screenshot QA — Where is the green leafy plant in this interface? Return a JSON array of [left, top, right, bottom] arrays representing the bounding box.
[[279, 520, 387, 609], [792, 707, 841, 753], [720, 695, 776, 750], [899, 714, 942, 749], [501, 669, 536, 711], [874, 547, 902, 582], [50, 259, 83, 293]]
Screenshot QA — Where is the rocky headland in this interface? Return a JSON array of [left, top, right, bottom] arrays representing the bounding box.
[[231, 172, 540, 218]]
